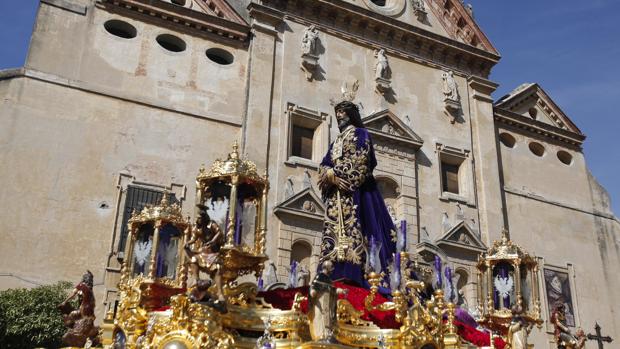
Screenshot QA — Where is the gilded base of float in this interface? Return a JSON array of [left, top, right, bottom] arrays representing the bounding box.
[[296, 341, 355, 349]]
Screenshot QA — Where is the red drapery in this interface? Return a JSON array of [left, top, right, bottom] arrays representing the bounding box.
[[258, 284, 507, 348]]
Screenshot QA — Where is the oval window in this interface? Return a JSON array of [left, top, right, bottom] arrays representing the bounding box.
[[557, 150, 573, 165], [528, 107, 538, 120], [371, 0, 386, 5], [206, 47, 234, 65], [156, 34, 186, 52], [171, 0, 186, 5], [104, 20, 137, 39], [528, 142, 545, 157], [499, 132, 516, 148]]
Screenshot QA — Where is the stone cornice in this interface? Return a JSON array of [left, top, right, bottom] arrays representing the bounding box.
[[494, 108, 585, 148], [467, 75, 498, 102], [257, 0, 500, 78], [96, 0, 250, 44]]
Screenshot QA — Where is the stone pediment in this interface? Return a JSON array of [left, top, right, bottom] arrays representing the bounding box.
[[191, 0, 248, 25], [274, 187, 325, 221], [436, 221, 486, 252], [494, 83, 584, 143], [363, 109, 424, 150]]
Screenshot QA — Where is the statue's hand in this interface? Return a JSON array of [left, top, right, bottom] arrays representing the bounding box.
[[336, 177, 353, 192]]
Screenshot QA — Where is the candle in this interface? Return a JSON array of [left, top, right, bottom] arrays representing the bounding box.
[[445, 266, 453, 301], [395, 252, 402, 289], [390, 253, 401, 291], [435, 255, 443, 288], [369, 236, 377, 272]]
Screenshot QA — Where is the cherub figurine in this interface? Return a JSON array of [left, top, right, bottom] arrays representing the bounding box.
[[184, 204, 226, 311]]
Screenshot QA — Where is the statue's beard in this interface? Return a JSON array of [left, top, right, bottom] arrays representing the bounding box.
[[337, 115, 351, 131]]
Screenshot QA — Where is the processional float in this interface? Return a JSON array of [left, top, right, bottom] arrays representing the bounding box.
[[99, 143, 544, 349]]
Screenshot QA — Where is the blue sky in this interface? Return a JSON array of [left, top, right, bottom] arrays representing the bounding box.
[[0, 1, 618, 215]]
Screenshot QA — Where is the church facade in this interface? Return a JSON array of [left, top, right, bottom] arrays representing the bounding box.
[[0, 0, 618, 347]]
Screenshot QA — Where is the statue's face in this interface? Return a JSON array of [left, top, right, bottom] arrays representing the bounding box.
[[336, 109, 350, 129]]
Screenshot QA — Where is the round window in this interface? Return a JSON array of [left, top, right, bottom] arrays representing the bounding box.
[[360, 0, 406, 16], [557, 150, 573, 165], [156, 34, 186, 52], [104, 20, 137, 39], [206, 47, 234, 65], [499, 132, 516, 148], [528, 142, 545, 157]]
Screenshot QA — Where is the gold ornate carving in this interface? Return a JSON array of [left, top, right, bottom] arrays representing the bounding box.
[[196, 141, 265, 185]]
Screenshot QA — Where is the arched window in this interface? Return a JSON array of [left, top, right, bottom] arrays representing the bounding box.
[[455, 269, 469, 307], [291, 240, 312, 270], [376, 177, 399, 219]]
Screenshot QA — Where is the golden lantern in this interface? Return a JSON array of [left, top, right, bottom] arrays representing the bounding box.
[[194, 141, 269, 293], [476, 229, 543, 331]]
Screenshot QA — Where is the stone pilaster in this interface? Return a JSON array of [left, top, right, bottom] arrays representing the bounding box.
[[467, 76, 504, 243]]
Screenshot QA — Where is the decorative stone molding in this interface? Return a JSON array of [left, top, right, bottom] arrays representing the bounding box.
[[360, 0, 407, 17], [274, 187, 325, 222], [494, 83, 584, 148], [435, 220, 486, 253], [363, 109, 423, 159], [435, 143, 474, 205], [494, 109, 585, 149], [253, 0, 499, 78], [96, 0, 250, 43], [284, 103, 330, 167]]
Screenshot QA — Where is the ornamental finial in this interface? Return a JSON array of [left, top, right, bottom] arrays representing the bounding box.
[[231, 141, 239, 160], [160, 189, 169, 206], [501, 228, 510, 242]]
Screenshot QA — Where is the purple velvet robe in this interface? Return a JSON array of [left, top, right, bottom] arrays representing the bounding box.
[[319, 127, 397, 287]]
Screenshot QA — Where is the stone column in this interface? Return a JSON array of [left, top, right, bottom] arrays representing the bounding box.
[[467, 76, 505, 243]]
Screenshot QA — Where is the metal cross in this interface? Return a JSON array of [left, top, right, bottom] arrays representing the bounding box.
[[587, 322, 613, 349]]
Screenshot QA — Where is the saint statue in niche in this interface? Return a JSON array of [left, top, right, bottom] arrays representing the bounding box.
[[374, 49, 389, 80], [301, 25, 319, 56], [442, 70, 460, 102], [318, 93, 397, 286]]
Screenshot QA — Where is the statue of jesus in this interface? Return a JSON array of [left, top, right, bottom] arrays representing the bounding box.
[[318, 99, 397, 286]]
